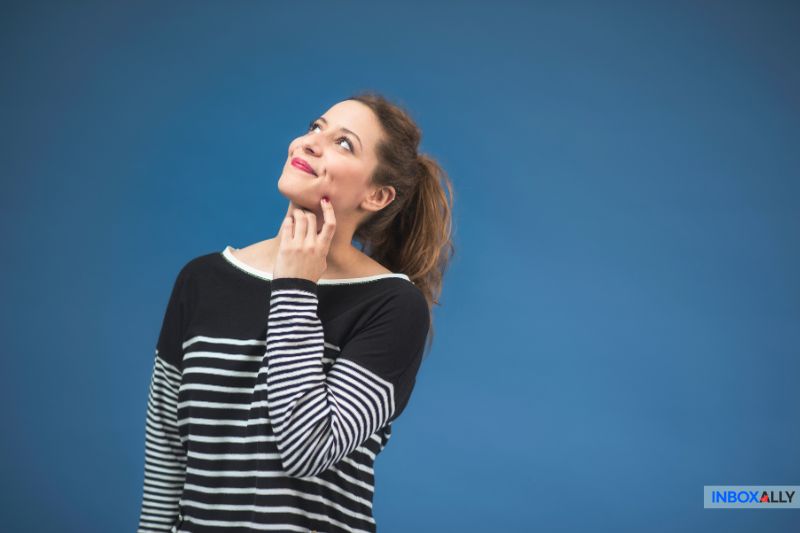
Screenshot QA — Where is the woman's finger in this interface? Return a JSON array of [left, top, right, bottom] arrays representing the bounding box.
[[318, 198, 336, 246], [302, 209, 317, 248], [292, 209, 307, 244], [280, 212, 294, 242]]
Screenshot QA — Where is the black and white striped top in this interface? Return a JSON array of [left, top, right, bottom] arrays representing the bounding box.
[[136, 245, 430, 533]]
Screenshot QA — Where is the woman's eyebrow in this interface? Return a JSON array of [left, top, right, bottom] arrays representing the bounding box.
[[318, 116, 362, 151]]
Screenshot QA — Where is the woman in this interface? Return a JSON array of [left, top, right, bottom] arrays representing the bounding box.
[[137, 92, 455, 533]]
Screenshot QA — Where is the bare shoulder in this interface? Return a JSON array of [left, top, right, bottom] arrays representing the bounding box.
[[231, 238, 393, 277], [231, 238, 276, 270]]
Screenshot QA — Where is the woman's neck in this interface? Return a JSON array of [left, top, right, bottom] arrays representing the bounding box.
[[255, 235, 373, 279]]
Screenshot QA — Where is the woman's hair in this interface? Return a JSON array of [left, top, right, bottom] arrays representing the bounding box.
[[346, 91, 455, 356]]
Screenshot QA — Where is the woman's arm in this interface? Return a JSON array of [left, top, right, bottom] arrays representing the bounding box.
[[137, 266, 189, 532], [137, 351, 187, 532], [261, 277, 429, 479]]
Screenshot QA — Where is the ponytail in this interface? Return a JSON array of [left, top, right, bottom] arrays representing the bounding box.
[[348, 92, 455, 356]]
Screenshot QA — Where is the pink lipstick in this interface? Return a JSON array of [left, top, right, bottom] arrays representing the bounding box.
[[291, 157, 317, 176]]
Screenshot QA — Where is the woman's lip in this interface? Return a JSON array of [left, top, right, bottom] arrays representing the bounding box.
[[291, 158, 316, 175]]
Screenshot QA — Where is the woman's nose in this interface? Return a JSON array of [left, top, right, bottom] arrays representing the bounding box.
[[302, 138, 321, 155]]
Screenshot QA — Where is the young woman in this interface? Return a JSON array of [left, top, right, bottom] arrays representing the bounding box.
[[137, 92, 455, 533]]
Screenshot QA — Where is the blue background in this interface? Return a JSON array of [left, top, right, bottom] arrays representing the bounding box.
[[1, 1, 798, 532]]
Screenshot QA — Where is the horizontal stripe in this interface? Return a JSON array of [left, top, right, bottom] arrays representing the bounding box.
[[181, 484, 373, 523], [265, 287, 397, 481], [138, 340, 394, 532], [179, 500, 374, 533], [138, 250, 421, 533], [137, 355, 186, 532]]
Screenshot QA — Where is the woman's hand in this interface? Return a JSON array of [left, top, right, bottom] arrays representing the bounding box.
[[272, 198, 337, 283]]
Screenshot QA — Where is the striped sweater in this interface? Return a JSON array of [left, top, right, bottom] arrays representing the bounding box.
[[136, 245, 430, 533]]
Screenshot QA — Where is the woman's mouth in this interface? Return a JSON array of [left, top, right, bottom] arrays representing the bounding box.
[[291, 158, 317, 176]]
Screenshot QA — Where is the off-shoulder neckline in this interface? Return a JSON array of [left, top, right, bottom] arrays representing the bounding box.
[[220, 245, 412, 285]]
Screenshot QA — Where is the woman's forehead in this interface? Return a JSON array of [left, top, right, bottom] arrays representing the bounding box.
[[323, 100, 380, 143]]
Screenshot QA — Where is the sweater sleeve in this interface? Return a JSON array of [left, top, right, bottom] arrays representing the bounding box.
[[137, 267, 189, 532], [264, 277, 429, 479]]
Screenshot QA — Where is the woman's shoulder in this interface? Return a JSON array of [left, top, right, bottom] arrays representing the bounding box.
[[172, 245, 231, 283], [229, 239, 276, 272]]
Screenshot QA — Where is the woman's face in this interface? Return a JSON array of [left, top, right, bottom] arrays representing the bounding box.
[[279, 99, 386, 218]]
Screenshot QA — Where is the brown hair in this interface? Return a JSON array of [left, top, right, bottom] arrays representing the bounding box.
[[346, 91, 455, 356]]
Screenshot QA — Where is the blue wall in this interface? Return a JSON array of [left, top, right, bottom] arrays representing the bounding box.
[[1, 1, 797, 531]]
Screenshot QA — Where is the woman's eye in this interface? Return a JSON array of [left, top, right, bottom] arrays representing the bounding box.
[[338, 137, 354, 152], [307, 121, 354, 153]]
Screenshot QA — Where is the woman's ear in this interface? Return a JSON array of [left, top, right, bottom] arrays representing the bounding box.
[[362, 185, 396, 213]]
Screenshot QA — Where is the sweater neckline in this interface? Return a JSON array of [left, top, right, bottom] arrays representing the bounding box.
[[220, 245, 412, 285]]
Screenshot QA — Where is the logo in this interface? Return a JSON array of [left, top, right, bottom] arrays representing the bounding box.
[[704, 485, 799, 509]]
